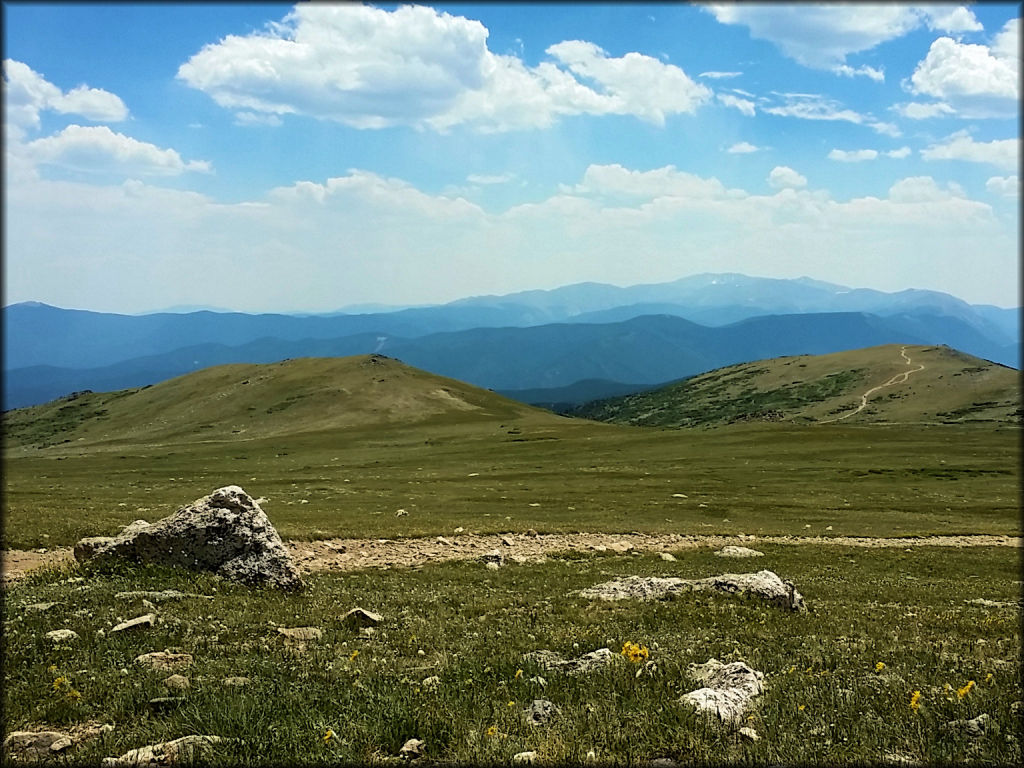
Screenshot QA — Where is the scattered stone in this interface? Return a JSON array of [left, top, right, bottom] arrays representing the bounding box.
[[75, 485, 303, 590], [512, 751, 538, 765], [523, 699, 559, 726], [714, 546, 765, 558], [738, 727, 760, 742], [341, 608, 383, 628], [436, 537, 453, 546], [454, 527, 464, 534], [163, 674, 190, 691], [485, 562, 500, 571], [528, 676, 547, 687], [114, 590, 212, 602], [523, 647, 619, 676], [480, 549, 504, 566], [1010, 701, 1023, 716], [659, 552, 677, 562], [101, 735, 222, 767], [135, 651, 193, 671], [277, 626, 322, 642], [576, 570, 805, 611], [966, 598, 1018, 608], [395, 509, 408, 517], [45, 629, 78, 643], [25, 602, 58, 612], [399, 738, 424, 760], [608, 541, 633, 553], [74, 536, 117, 562], [644, 759, 679, 768], [421, 676, 441, 689], [591, 545, 607, 552], [3, 731, 74, 760], [526, 529, 539, 537], [680, 659, 764, 724], [943, 713, 993, 740], [148, 696, 186, 713], [501, 535, 514, 547], [223, 677, 251, 687], [112, 613, 157, 633]]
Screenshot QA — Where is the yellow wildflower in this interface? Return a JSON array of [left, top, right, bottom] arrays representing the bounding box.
[[620, 641, 649, 663], [485, 725, 497, 737], [514, 669, 523, 679], [798, 704, 806, 711], [508, 701, 515, 707], [874, 662, 885, 673], [349, 650, 359, 661], [985, 673, 994, 684], [909, 690, 921, 712], [787, 665, 796, 674], [957, 680, 975, 699], [323, 729, 335, 743], [52, 676, 69, 692]]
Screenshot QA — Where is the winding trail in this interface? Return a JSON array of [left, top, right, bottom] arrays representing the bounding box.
[[819, 346, 926, 424], [2, 532, 1018, 583]]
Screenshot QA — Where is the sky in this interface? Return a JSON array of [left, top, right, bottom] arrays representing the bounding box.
[[3, 1, 1020, 314]]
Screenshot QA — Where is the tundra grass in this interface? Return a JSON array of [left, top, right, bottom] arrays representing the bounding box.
[[3, 421, 1019, 549], [3, 545, 1020, 765]]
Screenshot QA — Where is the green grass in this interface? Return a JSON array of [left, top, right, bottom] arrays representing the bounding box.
[[4, 545, 1020, 765], [3, 419, 1019, 550]]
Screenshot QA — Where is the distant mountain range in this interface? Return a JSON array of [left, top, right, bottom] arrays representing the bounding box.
[[4, 274, 1018, 410]]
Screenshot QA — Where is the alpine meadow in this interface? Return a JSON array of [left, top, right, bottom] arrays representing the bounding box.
[[2, 3, 1020, 767]]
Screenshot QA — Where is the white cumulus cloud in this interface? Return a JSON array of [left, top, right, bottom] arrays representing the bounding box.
[[888, 176, 965, 203], [921, 130, 1019, 171], [986, 175, 1020, 198], [22, 125, 211, 176], [3, 59, 128, 136], [828, 148, 879, 162], [886, 147, 912, 159], [892, 101, 957, 119], [702, 5, 980, 72], [768, 166, 807, 189], [907, 19, 1019, 118], [716, 93, 756, 116], [726, 141, 760, 154], [177, 4, 710, 133]]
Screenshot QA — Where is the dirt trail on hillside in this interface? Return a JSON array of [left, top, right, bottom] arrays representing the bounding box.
[[820, 346, 926, 424], [3, 532, 1018, 583]]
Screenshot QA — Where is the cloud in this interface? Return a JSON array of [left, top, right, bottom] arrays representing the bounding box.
[[699, 70, 742, 79], [726, 141, 759, 154], [828, 148, 879, 162], [907, 19, 1019, 118], [886, 147, 912, 159], [891, 101, 957, 119], [177, 4, 710, 132], [763, 93, 900, 136], [921, 130, 1019, 171], [702, 5, 980, 71], [569, 163, 734, 200], [767, 166, 807, 189], [986, 175, 1019, 198], [3, 59, 128, 136], [833, 64, 885, 82], [21, 125, 211, 175], [234, 111, 283, 127], [888, 176, 965, 203], [716, 93, 756, 116]]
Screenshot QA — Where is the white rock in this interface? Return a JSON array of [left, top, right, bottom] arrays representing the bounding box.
[[101, 735, 221, 766], [112, 614, 157, 633], [659, 552, 677, 562], [681, 659, 764, 724], [513, 751, 538, 764], [399, 738, 424, 760], [714, 546, 764, 558]]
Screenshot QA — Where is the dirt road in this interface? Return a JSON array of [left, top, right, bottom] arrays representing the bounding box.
[[820, 346, 926, 424], [2, 531, 1018, 583]]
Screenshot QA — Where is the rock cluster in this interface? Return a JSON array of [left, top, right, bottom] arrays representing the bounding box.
[[680, 658, 765, 723], [74, 486, 303, 590]]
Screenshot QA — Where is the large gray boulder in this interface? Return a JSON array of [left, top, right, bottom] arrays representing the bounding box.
[[75, 486, 302, 590], [575, 570, 806, 611]]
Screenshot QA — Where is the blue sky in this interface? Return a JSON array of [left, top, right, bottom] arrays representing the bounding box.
[[3, 2, 1019, 313]]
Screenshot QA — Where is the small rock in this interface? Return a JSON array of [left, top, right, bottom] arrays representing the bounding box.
[[591, 545, 607, 552], [714, 546, 765, 558], [436, 537, 453, 546], [523, 698, 559, 726], [341, 608, 383, 628], [45, 629, 79, 643], [148, 696, 186, 712], [223, 676, 251, 687], [513, 751, 538, 765], [738, 726, 760, 742], [485, 562, 500, 571], [101, 735, 221, 767], [135, 651, 193, 671], [1010, 701, 1023, 716], [645, 760, 679, 768], [523, 647, 618, 676], [454, 527, 464, 533], [3, 731, 74, 760], [501, 535, 514, 546], [112, 613, 157, 633], [163, 674, 190, 691], [277, 626, 322, 641], [526, 529, 538, 537], [659, 552, 677, 562], [421, 676, 441, 689], [480, 549, 504, 566], [395, 509, 408, 517], [399, 738, 424, 760], [608, 541, 633, 553], [528, 676, 547, 687], [25, 602, 58, 612], [585, 750, 598, 763], [114, 590, 211, 602], [943, 713, 993, 740]]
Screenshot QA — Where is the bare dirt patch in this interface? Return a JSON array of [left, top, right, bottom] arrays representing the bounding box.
[[3, 532, 1018, 583]]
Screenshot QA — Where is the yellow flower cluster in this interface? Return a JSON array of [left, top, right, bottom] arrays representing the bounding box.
[[51, 675, 81, 701], [485, 725, 498, 737], [909, 690, 921, 712], [874, 661, 885, 673], [621, 641, 649, 663], [957, 680, 975, 699], [323, 729, 336, 743]]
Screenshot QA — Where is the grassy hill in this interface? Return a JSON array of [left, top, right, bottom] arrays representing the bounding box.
[[2, 354, 560, 451], [572, 344, 1021, 428]]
